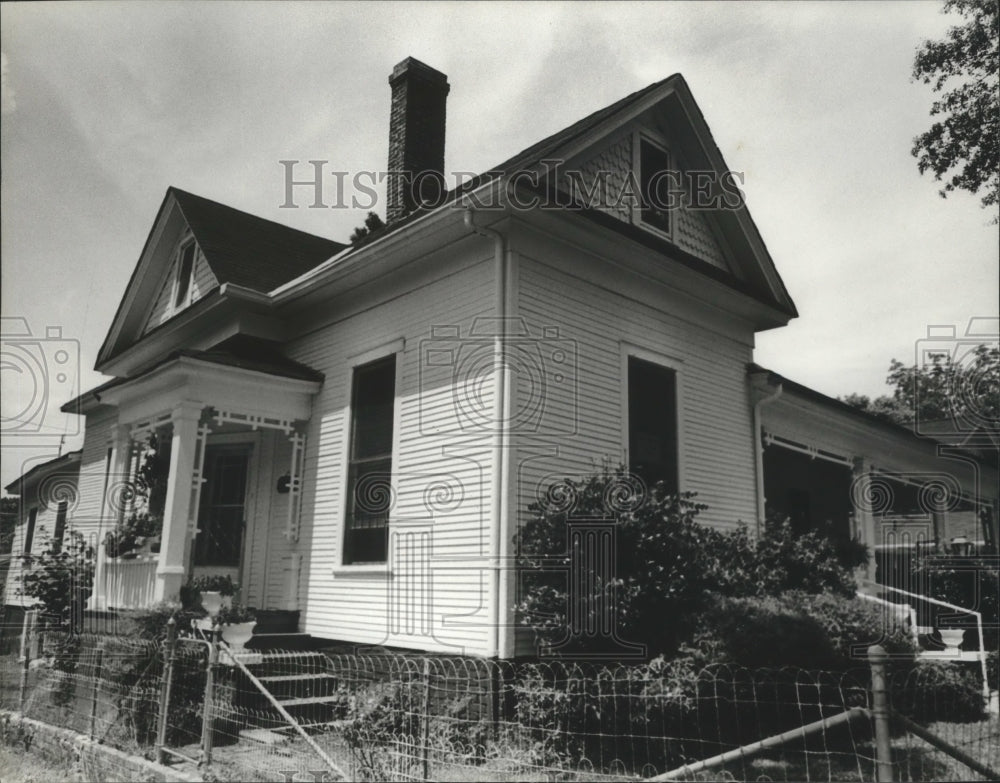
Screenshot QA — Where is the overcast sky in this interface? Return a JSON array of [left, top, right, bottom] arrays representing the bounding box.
[[1, 1, 997, 490]]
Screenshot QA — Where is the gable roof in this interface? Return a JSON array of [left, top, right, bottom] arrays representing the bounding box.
[[98, 71, 796, 375], [4, 450, 82, 496], [97, 188, 346, 369], [170, 188, 346, 293], [326, 74, 797, 320]]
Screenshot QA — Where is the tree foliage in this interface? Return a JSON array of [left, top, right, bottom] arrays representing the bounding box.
[[911, 0, 999, 218], [350, 211, 386, 243], [842, 343, 999, 430]]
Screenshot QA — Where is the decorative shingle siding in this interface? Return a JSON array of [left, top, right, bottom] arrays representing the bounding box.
[[566, 132, 732, 273]]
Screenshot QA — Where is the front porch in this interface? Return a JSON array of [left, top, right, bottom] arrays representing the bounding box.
[[88, 348, 321, 616]]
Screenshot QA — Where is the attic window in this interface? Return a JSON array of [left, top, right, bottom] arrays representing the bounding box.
[[173, 242, 196, 308], [639, 137, 671, 236]]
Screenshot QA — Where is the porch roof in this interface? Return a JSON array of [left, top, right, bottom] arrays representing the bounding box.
[[63, 341, 323, 417]]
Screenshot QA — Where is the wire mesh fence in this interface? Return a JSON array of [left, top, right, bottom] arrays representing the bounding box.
[[1, 616, 997, 782]]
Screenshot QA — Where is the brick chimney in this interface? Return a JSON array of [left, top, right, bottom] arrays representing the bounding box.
[[386, 57, 450, 223]]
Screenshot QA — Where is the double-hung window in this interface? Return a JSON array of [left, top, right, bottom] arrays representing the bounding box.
[[627, 355, 679, 495], [343, 354, 397, 564]]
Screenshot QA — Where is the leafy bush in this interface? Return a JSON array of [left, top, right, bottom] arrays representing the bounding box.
[[103, 603, 208, 747], [343, 679, 424, 781], [684, 592, 918, 672], [21, 530, 95, 630], [516, 467, 865, 658], [894, 660, 986, 723]]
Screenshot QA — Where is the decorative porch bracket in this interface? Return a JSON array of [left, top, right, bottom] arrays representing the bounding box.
[[285, 432, 306, 543]]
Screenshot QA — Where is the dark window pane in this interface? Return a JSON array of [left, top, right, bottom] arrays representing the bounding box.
[[628, 356, 678, 495], [52, 501, 68, 554], [174, 244, 195, 306], [345, 355, 396, 564], [640, 139, 671, 234], [23, 508, 37, 554], [194, 446, 250, 567]]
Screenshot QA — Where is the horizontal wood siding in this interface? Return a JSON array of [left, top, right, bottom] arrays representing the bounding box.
[[513, 253, 758, 529], [286, 254, 497, 655], [511, 251, 758, 656]]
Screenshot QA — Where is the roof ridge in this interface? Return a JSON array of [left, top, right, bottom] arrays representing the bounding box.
[[168, 187, 346, 247]]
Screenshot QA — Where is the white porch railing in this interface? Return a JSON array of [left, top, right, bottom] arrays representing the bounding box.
[[103, 555, 158, 610]]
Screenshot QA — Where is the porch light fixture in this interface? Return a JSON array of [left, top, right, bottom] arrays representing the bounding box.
[[277, 473, 292, 494]]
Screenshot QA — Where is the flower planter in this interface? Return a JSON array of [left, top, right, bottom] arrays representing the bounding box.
[[939, 628, 965, 653], [221, 621, 257, 650], [201, 591, 224, 616]]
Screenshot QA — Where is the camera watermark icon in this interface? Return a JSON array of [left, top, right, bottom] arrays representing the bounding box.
[[1, 316, 80, 439], [912, 317, 999, 441], [418, 318, 578, 436]]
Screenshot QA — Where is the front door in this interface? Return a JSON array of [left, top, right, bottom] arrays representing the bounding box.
[[192, 444, 253, 588]]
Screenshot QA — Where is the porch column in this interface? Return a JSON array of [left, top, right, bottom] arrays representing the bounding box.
[[852, 456, 877, 582], [154, 403, 203, 601], [89, 424, 133, 611]]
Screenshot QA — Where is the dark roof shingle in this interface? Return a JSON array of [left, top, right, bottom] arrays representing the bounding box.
[[171, 188, 346, 293]]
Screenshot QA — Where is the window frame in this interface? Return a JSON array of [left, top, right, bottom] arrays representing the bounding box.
[[620, 343, 685, 493], [632, 131, 675, 241], [170, 237, 198, 312], [23, 507, 38, 555], [337, 339, 404, 570]]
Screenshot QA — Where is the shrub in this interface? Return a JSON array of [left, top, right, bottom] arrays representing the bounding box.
[[20, 530, 95, 630], [516, 467, 864, 658], [343, 679, 424, 781], [103, 603, 208, 747], [894, 660, 986, 723], [684, 592, 918, 672]]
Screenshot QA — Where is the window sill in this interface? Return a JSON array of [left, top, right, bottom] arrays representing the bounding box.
[[331, 564, 391, 579]]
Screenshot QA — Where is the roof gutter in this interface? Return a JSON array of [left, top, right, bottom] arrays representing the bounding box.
[[464, 208, 514, 660]]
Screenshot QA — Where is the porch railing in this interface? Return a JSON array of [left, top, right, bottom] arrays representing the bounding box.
[[102, 554, 158, 610]]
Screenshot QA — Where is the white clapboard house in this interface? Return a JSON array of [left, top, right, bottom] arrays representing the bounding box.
[[4, 58, 996, 657]]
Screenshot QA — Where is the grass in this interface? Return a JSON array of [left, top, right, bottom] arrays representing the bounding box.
[[0, 744, 76, 783]]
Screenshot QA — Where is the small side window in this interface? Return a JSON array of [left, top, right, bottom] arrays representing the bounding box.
[[23, 507, 38, 555], [52, 501, 68, 554], [173, 243, 196, 307], [639, 138, 671, 236]]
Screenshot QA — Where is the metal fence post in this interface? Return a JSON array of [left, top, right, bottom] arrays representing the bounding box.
[[18, 610, 35, 712], [89, 645, 104, 739], [155, 616, 178, 765], [421, 658, 431, 781], [201, 626, 220, 769], [868, 644, 894, 782]]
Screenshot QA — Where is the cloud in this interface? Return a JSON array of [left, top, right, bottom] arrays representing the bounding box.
[[1, 52, 15, 114]]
